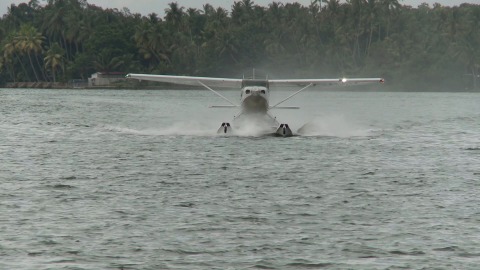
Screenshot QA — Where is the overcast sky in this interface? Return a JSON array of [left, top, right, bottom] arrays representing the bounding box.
[[1, 0, 479, 17]]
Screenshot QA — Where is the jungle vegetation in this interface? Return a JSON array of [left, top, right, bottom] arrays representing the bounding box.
[[0, 0, 479, 90]]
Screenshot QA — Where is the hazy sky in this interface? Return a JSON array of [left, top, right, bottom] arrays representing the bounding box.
[[1, 0, 479, 17]]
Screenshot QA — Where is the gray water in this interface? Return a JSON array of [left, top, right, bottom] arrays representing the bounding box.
[[0, 88, 479, 270]]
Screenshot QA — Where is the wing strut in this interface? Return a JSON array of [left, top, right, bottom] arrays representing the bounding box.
[[197, 81, 238, 107], [270, 83, 313, 109]]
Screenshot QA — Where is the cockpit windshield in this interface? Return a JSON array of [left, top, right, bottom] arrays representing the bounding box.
[[242, 79, 269, 88]]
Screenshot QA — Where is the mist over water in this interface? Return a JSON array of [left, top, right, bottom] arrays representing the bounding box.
[[105, 121, 218, 137], [1, 88, 479, 270], [104, 112, 372, 138], [298, 115, 374, 137]]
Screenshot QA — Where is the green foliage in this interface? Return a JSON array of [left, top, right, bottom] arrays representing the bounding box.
[[44, 42, 65, 82], [0, 0, 479, 90]]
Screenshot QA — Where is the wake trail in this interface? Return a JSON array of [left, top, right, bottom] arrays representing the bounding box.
[[100, 115, 378, 138], [297, 115, 377, 138]]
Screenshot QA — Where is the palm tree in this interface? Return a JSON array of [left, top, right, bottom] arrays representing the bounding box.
[[65, 11, 82, 55], [77, 15, 93, 53], [231, 0, 255, 25], [44, 42, 65, 82], [134, 21, 171, 69], [41, 4, 68, 59], [0, 56, 8, 82], [378, 0, 401, 38], [2, 34, 19, 82], [93, 50, 124, 72], [165, 2, 184, 28], [15, 24, 45, 82], [0, 24, 5, 43]]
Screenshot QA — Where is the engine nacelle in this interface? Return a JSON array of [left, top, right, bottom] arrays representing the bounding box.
[[217, 122, 232, 134], [276, 124, 293, 137]]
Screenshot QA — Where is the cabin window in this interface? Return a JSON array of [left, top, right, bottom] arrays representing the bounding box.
[[261, 90, 266, 94], [242, 80, 269, 88], [245, 90, 251, 94]]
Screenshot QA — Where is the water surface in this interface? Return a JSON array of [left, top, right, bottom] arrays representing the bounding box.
[[1, 89, 479, 269]]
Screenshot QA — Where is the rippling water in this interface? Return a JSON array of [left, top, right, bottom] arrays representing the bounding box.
[[1, 88, 479, 269]]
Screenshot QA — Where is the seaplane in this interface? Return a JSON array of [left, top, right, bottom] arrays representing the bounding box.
[[125, 72, 384, 137]]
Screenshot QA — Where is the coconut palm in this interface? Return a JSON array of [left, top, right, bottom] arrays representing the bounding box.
[[41, 3, 68, 59], [93, 50, 125, 72], [16, 24, 46, 81], [165, 2, 184, 28], [2, 35, 18, 81], [44, 43, 65, 82]]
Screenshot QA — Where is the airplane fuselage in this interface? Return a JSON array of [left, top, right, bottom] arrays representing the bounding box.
[[241, 86, 269, 113], [240, 79, 270, 113], [234, 80, 280, 133]]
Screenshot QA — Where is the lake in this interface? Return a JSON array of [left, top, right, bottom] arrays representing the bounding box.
[[0, 88, 479, 269]]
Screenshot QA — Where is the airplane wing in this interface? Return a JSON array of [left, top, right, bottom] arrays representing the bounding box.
[[269, 78, 384, 87], [126, 73, 384, 87], [125, 73, 242, 88]]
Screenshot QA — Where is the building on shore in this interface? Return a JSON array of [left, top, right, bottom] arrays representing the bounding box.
[[88, 72, 127, 87]]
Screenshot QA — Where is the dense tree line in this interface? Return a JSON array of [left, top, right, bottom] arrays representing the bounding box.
[[0, 0, 479, 90]]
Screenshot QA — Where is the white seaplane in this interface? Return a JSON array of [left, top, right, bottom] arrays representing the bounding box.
[[125, 72, 384, 137]]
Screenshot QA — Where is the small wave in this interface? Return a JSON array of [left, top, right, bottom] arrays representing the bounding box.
[[458, 252, 480, 258], [101, 125, 153, 135], [175, 202, 195, 208], [162, 248, 227, 255], [253, 263, 276, 269], [389, 249, 426, 256], [47, 184, 76, 189], [28, 251, 44, 256], [433, 246, 460, 252], [286, 262, 333, 268]]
